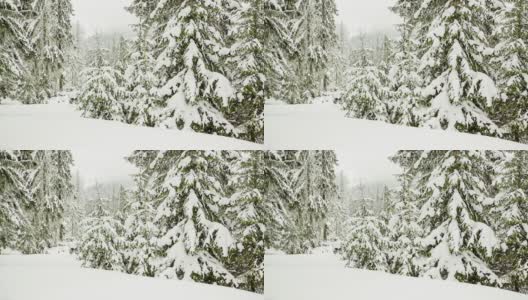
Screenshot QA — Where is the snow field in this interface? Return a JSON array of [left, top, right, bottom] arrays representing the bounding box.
[[0, 103, 262, 150], [0, 253, 263, 300], [265, 103, 528, 150], [264, 254, 528, 300]]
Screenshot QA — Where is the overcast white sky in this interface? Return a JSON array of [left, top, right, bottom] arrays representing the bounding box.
[[336, 147, 402, 187], [71, 0, 136, 35], [71, 148, 137, 188], [69, 148, 399, 189], [71, 0, 400, 36], [335, 0, 400, 35]]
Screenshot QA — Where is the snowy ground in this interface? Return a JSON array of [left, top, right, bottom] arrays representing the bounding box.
[[265, 254, 527, 300], [265, 102, 528, 150], [0, 103, 262, 150], [0, 252, 262, 300]]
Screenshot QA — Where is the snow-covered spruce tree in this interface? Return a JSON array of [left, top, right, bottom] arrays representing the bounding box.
[[110, 37, 130, 76], [0, 151, 31, 249], [388, 0, 424, 127], [328, 170, 350, 241], [123, 0, 161, 127], [63, 188, 83, 241], [78, 38, 125, 121], [270, 153, 310, 254], [288, 0, 337, 102], [343, 38, 389, 121], [54, 0, 73, 91], [128, 0, 286, 142], [415, 0, 501, 136], [378, 36, 394, 76], [391, 0, 424, 36], [491, 151, 528, 292], [262, 151, 295, 251], [0, 0, 28, 99], [317, 150, 338, 240], [151, 1, 237, 137], [414, 151, 500, 286], [110, 36, 139, 124], [318, 0, 338, 92], [113, 185, 129, 214], [342, 195, 390, 271], [387, 42, 422, 126], [378, 36, 405, 124], [135, 151, 237, 286], [123, 29, 158, 126], [386, 150, 423, 276], [259, 0, 296, 102], [492, 0, 528, 142], [377, 187, 401, 274], [289, 151, 320, 253], [395, 0, 427, 46], [19, 152, 51, 254], [22, 0, 73, 102], [20, 151, 73, 253], [225, 0, 274, 143], [50, 150, 74, 241], [286, 151, 337, 253], [225, 151, 266, 292], [328, 21, 352, 92], [109, 37, 132, 121], [63, 20, 85, 92], [78, 195, 124, 271], [290, 151, 323, 252], [123, 150, 167, 276], [127, 0, 159, 22], [121, 181, 158, 277]]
